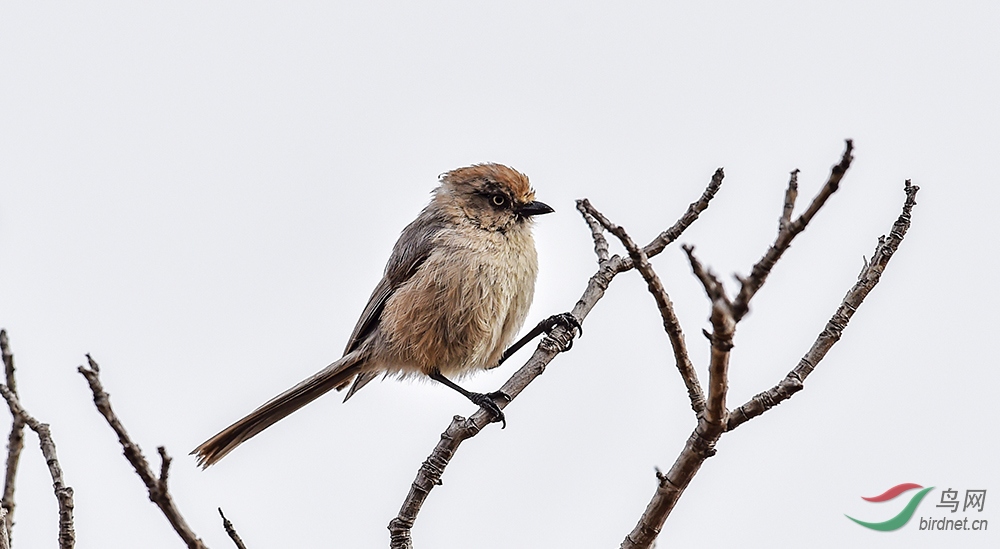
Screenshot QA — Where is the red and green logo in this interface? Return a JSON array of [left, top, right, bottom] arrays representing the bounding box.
[[846, 483, 934, 531]]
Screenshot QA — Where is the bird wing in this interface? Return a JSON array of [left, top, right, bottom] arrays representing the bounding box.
[[339, 207, 446, 400]]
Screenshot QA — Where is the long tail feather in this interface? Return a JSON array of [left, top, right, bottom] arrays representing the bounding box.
[[192, 351, 365, 467]]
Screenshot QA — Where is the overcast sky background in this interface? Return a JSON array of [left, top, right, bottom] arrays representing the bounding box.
[[1, 2, 997, 548]]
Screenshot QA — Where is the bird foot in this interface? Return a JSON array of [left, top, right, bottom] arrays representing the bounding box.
[[469, 391, 510, 428], [543, 313, 583, 352]]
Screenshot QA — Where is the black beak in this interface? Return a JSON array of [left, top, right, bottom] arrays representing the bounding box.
[[516, 200, 554, 217]]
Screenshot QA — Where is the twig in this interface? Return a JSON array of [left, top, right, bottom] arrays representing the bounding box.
[[579, 201, 706, 416], [219, 508, 248, 549], [733, 140, 854, 320], [576, 202, 610, 264], [625, 168, 726, 269], [78, 356, 208, 549], [779, 170, 799, 230], [681, 246, 734, 429], [388, 172, 725, 548], [727, 180, 920, 430], [0, 331, 24, 540], [621, 151, 914, 549], [0, 508, 8, 549], [0, 384, 75, 549]]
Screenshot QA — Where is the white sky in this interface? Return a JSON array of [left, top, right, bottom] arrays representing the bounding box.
[[1, 2, 997, 548]]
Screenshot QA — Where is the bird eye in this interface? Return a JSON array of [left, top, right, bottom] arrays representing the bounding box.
[[492, 195, 506, 206]]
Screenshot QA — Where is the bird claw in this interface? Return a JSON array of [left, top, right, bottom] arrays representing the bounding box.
[[544, 313, 582, 352], [485, 390, 512, 403], [470, 392, 508, 428]]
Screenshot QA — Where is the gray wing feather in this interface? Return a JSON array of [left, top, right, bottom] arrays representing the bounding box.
[[340, 205, 446, 395]]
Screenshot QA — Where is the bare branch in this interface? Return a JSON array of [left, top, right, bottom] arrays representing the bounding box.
[[575, 201, 610, 264], [727, 180, 920, 430], [681, 245, 728, 305], [0, 508, 8, 549], [390, 172, 724, 547], [579, 201, 706, 415], [621, 144, 893, 549], [779, 170, 799, 230], [627, 168, 726, 268], [704, 300, 735, 429], [158, 446, 171, 486], [219, 508, 248, 549], [0, 331, 24, 540], [680, 246, 734, 428], [0, 384, 75, 549], [733, 140, 854, 320], [621, 426, 716, 549], [78, 356, 208, 549]]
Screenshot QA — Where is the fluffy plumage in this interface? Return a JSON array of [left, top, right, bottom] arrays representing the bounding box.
[[193, 163, 549, 467]]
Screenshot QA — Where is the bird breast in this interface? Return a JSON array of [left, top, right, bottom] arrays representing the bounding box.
[[376, 222, 538, 378]]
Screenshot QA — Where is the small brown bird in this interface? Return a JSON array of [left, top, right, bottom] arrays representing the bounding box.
[[193, 163, 578, 467]]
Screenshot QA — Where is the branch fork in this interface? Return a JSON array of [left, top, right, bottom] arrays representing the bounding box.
[[576, 141, 917, 549]]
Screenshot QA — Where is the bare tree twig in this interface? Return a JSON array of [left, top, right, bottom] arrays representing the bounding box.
[[218, 508, 247, 549], [733, 140, 854, 320], [0, 384, 75, 549], [727, 180, 920, 430], [779, 170, 799, 230], [621, 245, 745, 549], [624, 168, 726, 270], [0, 331, 24, 541], [621, 152, 915, 549], [388, 172, 726, 548], [579, 201, 706, 416], [681, 246, 734, 428], [576, 202, 610, 264], [78, 356, 208, 549], [0, 508, 8, 549]]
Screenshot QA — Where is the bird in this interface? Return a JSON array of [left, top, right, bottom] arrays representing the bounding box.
[[192, 163, 580, 467]]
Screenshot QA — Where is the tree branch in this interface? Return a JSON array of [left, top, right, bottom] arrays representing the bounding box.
[[219, 508, 248, 549], [0, 508, 8, 549], [779, 170, 799, 230], [727, 180, 920, 430], [388, 172, 725, 548], [78, 356, 208, 549], [733, 140, 854, 320], [681, 246, 735, 429], [621, 150, 915, 549], [0, 384, 75, 549], [579, 201, 706, 416], [0, 331, 24, 542], [623, 168, 726, 270], [576, 202, 611, 264]]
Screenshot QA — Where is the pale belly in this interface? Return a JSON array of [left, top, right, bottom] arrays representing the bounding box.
[[375, 228, 538, 378]]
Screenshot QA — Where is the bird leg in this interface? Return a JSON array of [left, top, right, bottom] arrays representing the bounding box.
[[430, 313, 581, 429], [496, 312, 583, 367], [429, 370, 511, 428]]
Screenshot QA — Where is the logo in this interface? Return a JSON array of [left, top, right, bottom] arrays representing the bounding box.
[[846, 483, 988, 532], [846, 483, 934, 531]]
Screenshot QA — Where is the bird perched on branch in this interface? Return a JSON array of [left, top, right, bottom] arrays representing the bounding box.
[[193, 163, 580, 467]]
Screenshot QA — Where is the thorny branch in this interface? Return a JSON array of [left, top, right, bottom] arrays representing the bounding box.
[[78, 356, 208, 549], [0, 384, 75, 549], [388, 169, 726, 548]]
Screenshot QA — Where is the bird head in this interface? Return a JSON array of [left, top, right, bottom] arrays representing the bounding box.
[[438, 163, 553, 232]]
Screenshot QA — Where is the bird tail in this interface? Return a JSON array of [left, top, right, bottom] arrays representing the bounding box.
[[192, 350, 365, 468]]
